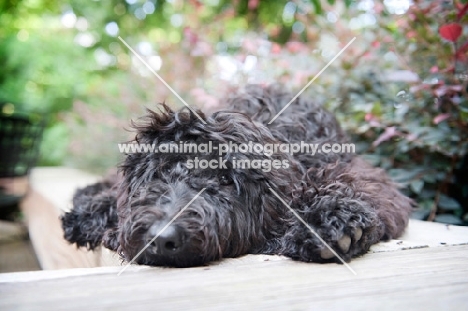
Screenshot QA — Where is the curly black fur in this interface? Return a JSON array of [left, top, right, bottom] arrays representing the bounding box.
[[61, 178, 118, 250], [61, 84, 413, 267]]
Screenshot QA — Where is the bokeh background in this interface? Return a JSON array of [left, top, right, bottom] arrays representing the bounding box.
[[1, 0, 467, 224]]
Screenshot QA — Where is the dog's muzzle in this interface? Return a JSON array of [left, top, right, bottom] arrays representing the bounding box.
[[146, 224, 187, 257]]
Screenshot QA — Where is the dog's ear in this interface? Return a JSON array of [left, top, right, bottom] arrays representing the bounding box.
[[61, 180, 118, 250], [132, 104, 207, 144], [119, 104, 208, 190]]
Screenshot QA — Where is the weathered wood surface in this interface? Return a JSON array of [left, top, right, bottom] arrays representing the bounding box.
[[1, 167, 467, 310], [19, 168, 102, 270], [0, 245, 467, 310], [0, 240, 40, 273]]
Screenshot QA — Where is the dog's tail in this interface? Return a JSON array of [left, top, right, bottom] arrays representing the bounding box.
[[61, 178, 118, 250]]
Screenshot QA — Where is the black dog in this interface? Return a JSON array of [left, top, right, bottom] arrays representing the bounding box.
[[61, 84, 413, 267]]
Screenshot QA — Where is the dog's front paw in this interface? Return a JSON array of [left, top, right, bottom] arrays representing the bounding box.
[[282, 199, 385, 263], [319, 227, 363, 260], [310, 206, 386, 263]]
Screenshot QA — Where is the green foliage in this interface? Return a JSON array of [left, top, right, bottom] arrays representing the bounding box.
[[322, 0, 468, 224]]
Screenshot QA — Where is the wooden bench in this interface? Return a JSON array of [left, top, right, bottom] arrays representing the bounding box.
[[0, 167, 467, 310]]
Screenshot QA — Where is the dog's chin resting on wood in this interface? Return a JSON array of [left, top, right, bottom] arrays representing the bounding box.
[[61, 84, 413, 267]]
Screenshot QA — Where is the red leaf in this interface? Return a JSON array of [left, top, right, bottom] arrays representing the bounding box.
[[433, 113, 451, 124], [456, 41, 468, 58], [271, 43, 281, 54], [365, 113, 374, 122], [457, 3, 468, 21], [248, 0, 260, 10], [439, 23, 463, 42], [373, 127, 399, 147]]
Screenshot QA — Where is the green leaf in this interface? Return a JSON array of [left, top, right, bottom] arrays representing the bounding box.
[[419, 199, 435, 210], [438, 194, 461, 210], [371, 101, 382, 116], [459, 106, 468, 113], [434, 214, 463, 225], [410, 180, 424, 194], [361, 154, 380, 166], [411, 210, 430, 220], [312, 0, 322, 14], [388, 168, 425, 184], [422, 172, 437, 183], [419, 189, 436, 200]]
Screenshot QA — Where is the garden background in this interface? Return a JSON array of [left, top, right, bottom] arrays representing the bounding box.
[[1, 0, 467, 224]]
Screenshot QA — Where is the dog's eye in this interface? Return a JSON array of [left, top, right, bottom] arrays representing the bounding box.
[[187, 211, 198, 217], [159, 196, 171, 206], [219, 174, 233, 185]]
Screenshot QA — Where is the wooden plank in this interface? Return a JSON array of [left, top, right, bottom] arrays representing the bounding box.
[[0, 245, 467, 310], [3, 166, 468, 309], [20, 189, 101, 270], [0, 240, 40, 273], [370, 218, 468, 252], [16, 167, 102, 270], [27, 167, 100, 213]]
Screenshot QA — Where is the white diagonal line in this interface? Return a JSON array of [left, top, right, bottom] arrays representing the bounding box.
[[268, 37, 356, 124], [268, 187, 357, 275], [118, 36, 207, 124], [117, 188, 206, 275]]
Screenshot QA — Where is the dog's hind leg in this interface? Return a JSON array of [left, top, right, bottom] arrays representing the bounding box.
[[282, 158, 413, 263], [61, 178, 119, 250]]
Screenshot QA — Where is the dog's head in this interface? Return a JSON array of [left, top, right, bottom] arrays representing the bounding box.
[[111, 104, 300, 267]]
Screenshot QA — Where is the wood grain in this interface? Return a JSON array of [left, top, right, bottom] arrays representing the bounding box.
[[0, 245, 467, 310]]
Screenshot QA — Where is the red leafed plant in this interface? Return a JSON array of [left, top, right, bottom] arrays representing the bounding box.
[[400, 0, 467, 223], [439, 23, 462, 42], [359, 0, 468, 225]]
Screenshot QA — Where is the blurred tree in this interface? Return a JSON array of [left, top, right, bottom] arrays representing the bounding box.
[[0, 0, 353, 166]]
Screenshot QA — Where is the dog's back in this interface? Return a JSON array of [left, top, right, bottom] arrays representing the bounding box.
[[221, 84, 352, 168]]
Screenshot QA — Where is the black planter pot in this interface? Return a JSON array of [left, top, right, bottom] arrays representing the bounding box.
[[0, 102, 45, 212], [0, 114, 44, 177]]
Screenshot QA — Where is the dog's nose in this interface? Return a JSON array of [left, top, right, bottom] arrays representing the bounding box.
[[147, 225, 185, 256]]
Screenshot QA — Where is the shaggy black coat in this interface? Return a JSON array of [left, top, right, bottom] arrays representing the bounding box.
[[62, 84, 413, 267]]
